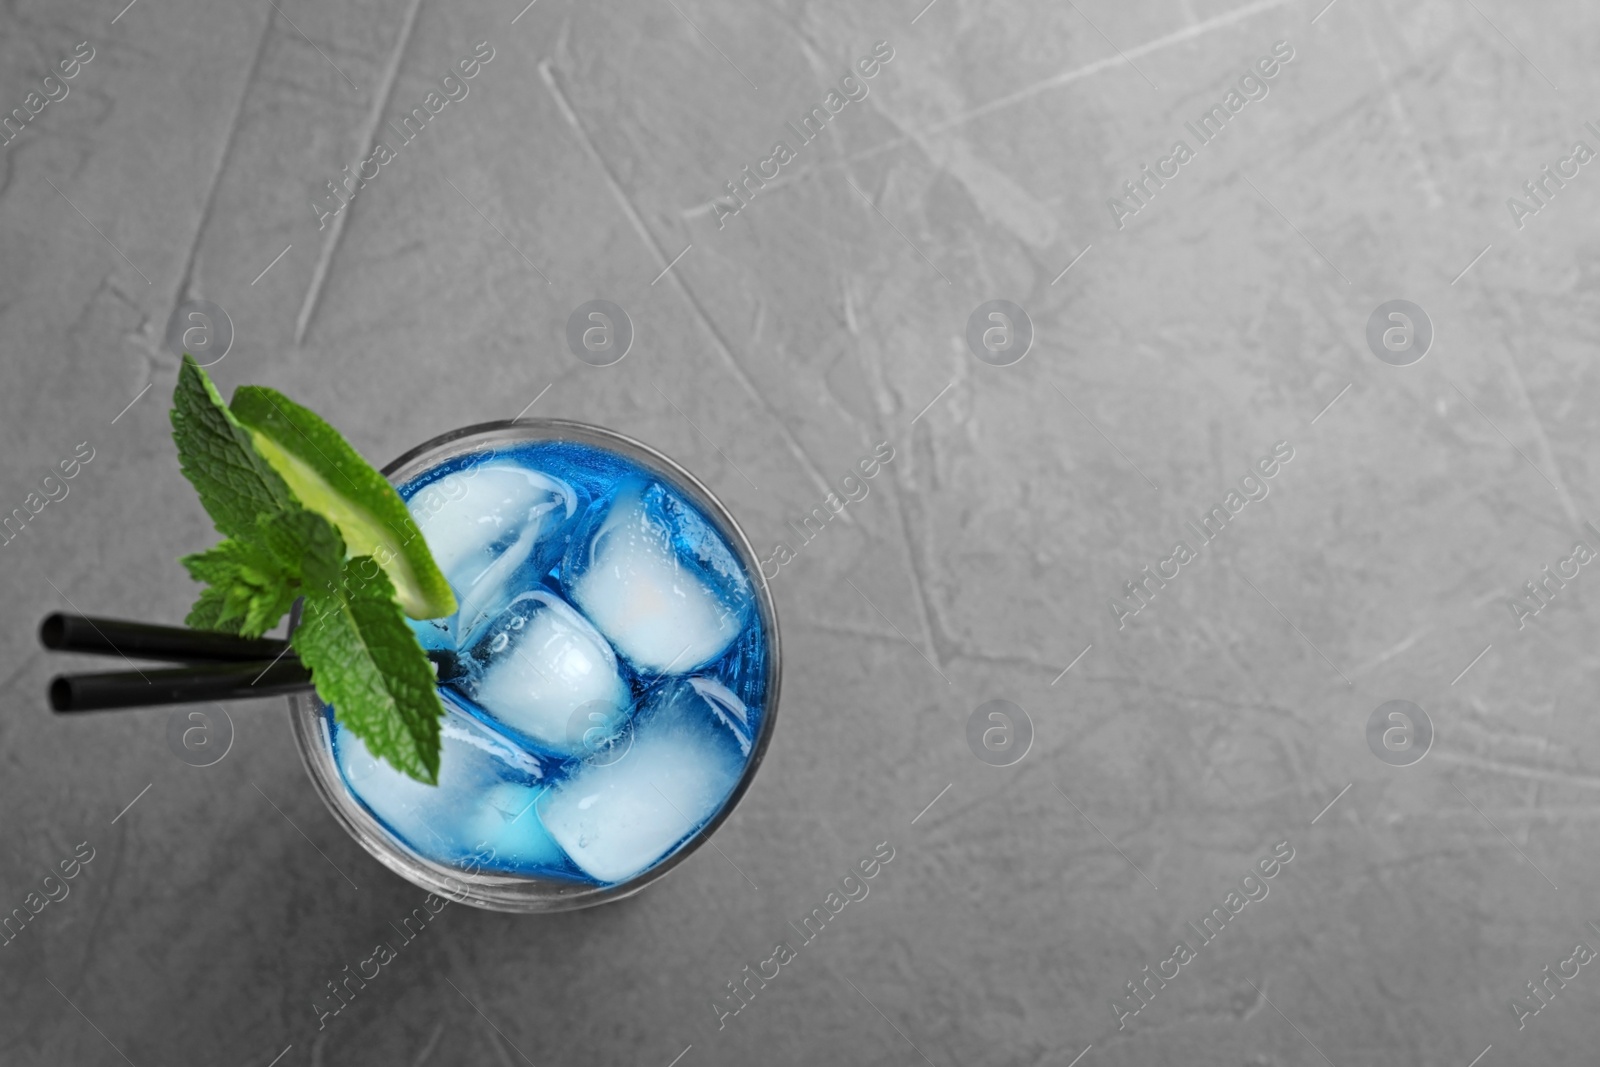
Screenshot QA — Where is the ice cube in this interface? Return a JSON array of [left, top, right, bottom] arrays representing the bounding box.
[[563, 478, 752, 674], [407, 463, 577, 644], [331, 697, 567, 873], [451, 589, 633, 758], [459, 782, 570, 873], [537, 676, 752, 884]]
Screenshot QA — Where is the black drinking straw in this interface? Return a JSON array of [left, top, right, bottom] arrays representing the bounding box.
[[49, 660, 314, 713], [40, 612, 289, 663]]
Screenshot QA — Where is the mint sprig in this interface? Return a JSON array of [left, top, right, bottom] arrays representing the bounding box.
[[170, 356, 447, 784], [181, 533, 303, 636]]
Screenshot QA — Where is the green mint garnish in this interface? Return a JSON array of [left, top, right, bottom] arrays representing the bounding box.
[[292, 557, 446, 786], [180, 530, 305, 637], [170, 355, 453, 784]]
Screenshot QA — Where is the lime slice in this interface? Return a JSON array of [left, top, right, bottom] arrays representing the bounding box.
[[229, 386, 456, 620]]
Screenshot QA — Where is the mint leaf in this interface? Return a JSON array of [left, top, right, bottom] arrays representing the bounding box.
[[291, 557, 445, 784], [181, 535, 280, 586], [180, 537, 300, 637], [185, 584, 230, 632], [256, 508, 345, 593], [179, 510, 346, 638], [170, 355, 297, 538]]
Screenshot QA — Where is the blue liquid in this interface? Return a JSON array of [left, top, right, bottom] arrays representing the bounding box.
[[325, 440, 769, 887]]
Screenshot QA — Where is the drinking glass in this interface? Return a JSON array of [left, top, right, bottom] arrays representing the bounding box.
[[288, 419, 781, 912]]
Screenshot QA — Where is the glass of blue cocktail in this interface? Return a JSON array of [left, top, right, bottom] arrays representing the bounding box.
[[289, 419, 780, 911]]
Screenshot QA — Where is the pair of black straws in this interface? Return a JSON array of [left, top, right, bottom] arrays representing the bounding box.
[[41, 612, 311, 713], [39, 612, 460, 713]]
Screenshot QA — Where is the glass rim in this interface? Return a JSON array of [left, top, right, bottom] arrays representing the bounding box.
[[288, 417, 782, 912]]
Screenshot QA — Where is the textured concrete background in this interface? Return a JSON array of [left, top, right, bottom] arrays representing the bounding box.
[[3, 0, 1600, 1064]]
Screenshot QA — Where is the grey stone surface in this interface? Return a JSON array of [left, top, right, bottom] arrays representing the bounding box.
[[3, 0, 1599, 1063]]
